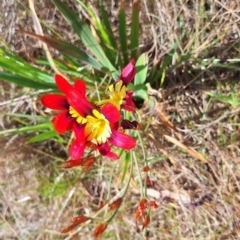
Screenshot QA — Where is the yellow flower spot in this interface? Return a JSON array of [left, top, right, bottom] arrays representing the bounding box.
[[69, 106, 87, 124], [97, 80, 126, 110], [85, 109, 111, 144]]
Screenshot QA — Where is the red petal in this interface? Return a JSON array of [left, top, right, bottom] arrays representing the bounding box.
[[101, 103, 121, 123], [121, 119, 139, 130], [69, 139, 86, 160], [148, 201, 159, 209], [109, 129, 136, 150], [120, 59, 136, 85], [135, 198, 148, 222], [93, 223, 108, 238], [64, 158, 84, 168], [98, 142, 119, 160], [52, 112, 74, 134], [61, 223, 79, 234], [123, 91, 136, 112], [81, 156, 96, 171], [72, 215, 89, 225], [55, 74, 73, 94], [73, 123, 86, 145], [74, 79, 86, 95], [41, 94, 68, 110], [67, 90, 94, 117], [104, 151, 119, 160], [109, 198, 123, 210], [142, 215, 150, 230]]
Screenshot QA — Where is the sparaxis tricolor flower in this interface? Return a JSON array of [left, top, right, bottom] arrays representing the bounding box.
[[41, 74, 137, 161]]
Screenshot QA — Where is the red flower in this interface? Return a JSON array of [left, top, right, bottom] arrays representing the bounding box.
[[41, 74, 136, 161], [41, 74, 91, 134], [69, 100, 136, 160]]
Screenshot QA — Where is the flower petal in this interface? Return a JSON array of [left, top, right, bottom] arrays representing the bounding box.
[[73, 123, 86, 145], [64, 158, 84, 168], [109, 129, 136, 150], [41, 94, 69, 110], [67, 89, 95, 117], [52, 112, 74, 134], [74, 79, 86, 95], [55, 74, 73, 94], [120, 59, 136, 85], [101, 103, 121, 123], [98, 142, 119, 160], [123, 91, 136, 112], [69, 139, 86, 160], [121, 119, 139, 130]]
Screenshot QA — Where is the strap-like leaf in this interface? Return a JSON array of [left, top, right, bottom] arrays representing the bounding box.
[[52, 0, 118, 79], [27, 131, 59, 143], [0, 72, 56, 89], [0, 49, 54, 83], [119, 7, 128, 65], [18, 30, 103, 70], [130, 0, 140, 59], [135, 53, 149, 85]]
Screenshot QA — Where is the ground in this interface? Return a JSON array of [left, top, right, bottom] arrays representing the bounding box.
[[1, 0, 240, 239]]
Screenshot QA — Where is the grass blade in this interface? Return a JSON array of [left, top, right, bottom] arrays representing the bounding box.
[[130, 0, 140, 59], [0, 48, 55, 88], [118, 5, 128, 65], [81, 3, 117, 66], [52, 0, 118, 79], [0, 123, 53, 135], [18, 30, 103, 70], [27, 131, 59, 143], [0, 72, 56, 89]]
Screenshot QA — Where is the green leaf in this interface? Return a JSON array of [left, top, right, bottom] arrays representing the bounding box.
[[0, 123, 53, 135], [0, 72, 56, 89], [130, 0, 140, 59], [119, 7, 128, 65], [133, 84, 148, 101], [5, 113, 50, 122], [0, 49, 55, 86], [81, 3, 117, 66], [134, 53, 149, 85], [18, 31, 103, 70], [35, 58, 95, 85], [149, 42, 179, 85], [27, 131, 58, 143], [121, 152, 131, 183], [206, 91, 240, 108], [100, 4, 118, 51], [52, 0, 118, 79]]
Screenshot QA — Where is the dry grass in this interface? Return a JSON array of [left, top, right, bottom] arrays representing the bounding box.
[[1, 0, 240, 239]]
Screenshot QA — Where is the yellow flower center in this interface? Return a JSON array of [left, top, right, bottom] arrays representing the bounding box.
[[85, 109, 111, 144], [108, 80, 126, 109], [97, 80, 126, 110], [69, 106, 87, 124]]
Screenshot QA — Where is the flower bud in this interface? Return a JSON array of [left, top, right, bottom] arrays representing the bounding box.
[[120, 59, 136, 85]]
